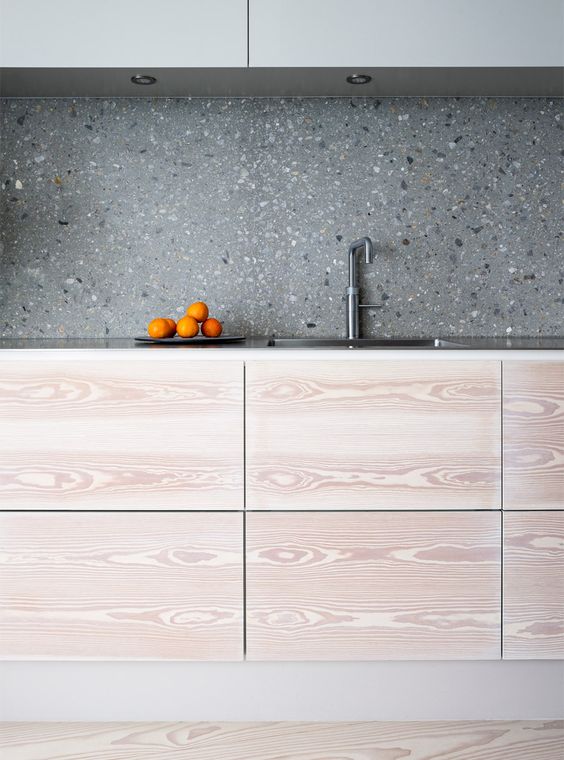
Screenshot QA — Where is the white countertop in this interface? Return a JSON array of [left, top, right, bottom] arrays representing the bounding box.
[[0, 337, 562, 361]]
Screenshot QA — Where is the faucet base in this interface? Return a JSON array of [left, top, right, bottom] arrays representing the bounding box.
[[346, 287, 360, 340]]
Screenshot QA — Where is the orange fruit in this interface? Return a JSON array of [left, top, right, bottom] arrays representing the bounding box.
[[176, 315, 199, 338], [148, 317, 176, 339], [164, 318, 177, 335], [201, 317, 223, 338], [186, 301, 209, 323]]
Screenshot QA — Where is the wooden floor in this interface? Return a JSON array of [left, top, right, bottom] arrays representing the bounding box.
[[0, 721, 562, 759]]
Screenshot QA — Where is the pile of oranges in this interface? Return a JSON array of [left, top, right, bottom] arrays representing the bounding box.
[[147, 302, 223, 339]]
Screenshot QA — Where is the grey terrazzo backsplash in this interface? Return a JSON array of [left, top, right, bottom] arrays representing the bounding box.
[[0, 97, 562, 338]]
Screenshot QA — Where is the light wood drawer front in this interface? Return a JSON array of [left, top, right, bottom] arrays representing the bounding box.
[[504, 512, 564, 659], [246, 512, 501, 660], [246, 361, 501, 510], [503, 362, 564, 510], [0, 512, 243, 660], [0, 359, 243, 510]]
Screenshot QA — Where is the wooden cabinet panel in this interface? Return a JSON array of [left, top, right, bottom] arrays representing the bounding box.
[[504, 362, 564, 510], [246, 361, 501, 510], [246, 512, 501, 660], [504, 512, 564, 659], [2, 721, 563, 760], [0, 512, 243, 660], [0, 358, 243, 510]]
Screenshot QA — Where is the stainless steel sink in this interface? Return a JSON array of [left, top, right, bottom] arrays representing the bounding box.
[[267, 338, 467, 349]]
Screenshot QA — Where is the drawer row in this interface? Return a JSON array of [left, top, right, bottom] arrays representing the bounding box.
[[0, 359, 562, 511], [1, 511, 562, 661]]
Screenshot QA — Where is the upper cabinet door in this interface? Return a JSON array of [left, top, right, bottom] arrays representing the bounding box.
[[246, 360, 501, 510], [504, 362, 564, 510], [0, 0, 248, 68], [249, 0, 564, 67], [0, 358, 243, 510]]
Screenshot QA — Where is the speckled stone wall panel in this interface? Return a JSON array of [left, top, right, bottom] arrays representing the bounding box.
[[0, 97, 562, 338]]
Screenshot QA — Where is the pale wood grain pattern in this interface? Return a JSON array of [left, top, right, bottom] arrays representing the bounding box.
[[504, 511, 564, 659], [246, 512, 501, 660], [0, 512, 243, 659], [503, 362, 564, 510], [246, 361, 501, 510], [0, 359, 243, 509], [1, 721, 562, 760]]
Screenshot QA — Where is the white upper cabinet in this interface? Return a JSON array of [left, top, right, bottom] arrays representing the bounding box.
[[0, 0, 248, 68], [249, 0, 564, 67]]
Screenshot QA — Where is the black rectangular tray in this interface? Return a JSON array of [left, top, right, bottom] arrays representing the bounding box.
[[135, 335, 245, 345]]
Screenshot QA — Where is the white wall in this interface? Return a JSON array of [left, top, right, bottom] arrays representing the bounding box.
[[2, 662, 563, 721]]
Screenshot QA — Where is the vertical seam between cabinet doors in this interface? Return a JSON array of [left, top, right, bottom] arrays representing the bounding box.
[[500, 360, 504, 511], [500, 361, 504, 659], [243, 362, 247, 510], [501, 509, 504, 660], [243, 510, 247, 657], [243, 362, 247, 656]]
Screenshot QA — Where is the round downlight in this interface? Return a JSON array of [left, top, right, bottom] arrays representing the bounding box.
[[130, 74, 157, 86], [346, 73, 372, 85]]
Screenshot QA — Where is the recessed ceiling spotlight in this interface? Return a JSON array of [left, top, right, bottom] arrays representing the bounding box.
[[131, 74, 157, 86], [346, 73, 372, 85]]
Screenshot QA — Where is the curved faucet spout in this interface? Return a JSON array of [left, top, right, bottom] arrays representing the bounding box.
[[350, 237, 374, 264], [348, 237, 373, 287], [346, 237, 374, 338]]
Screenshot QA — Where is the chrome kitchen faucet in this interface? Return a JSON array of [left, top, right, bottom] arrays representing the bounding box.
[[346, 236, 378, 339]]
